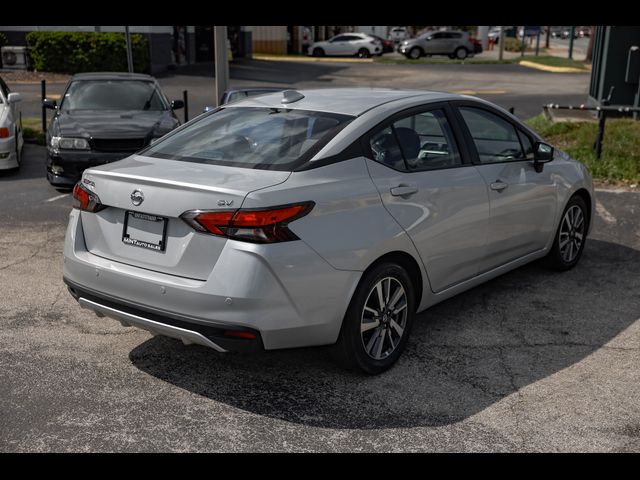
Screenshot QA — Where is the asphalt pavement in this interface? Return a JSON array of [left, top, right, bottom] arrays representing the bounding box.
[[8, 58, 591, 123], [0, 145, 639, 452]]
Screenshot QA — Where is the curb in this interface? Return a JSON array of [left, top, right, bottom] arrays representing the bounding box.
[[253, 54, 373, 64], [518, 60, 588, 73]]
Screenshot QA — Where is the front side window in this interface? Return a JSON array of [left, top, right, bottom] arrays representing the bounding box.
[[61, 80, 168, 111], [143, 107, 353, 171], [459, 106, 525, 164]]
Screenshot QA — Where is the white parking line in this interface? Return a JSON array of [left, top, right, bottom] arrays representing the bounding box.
[[45, 193, 69, 203], [595, 200, 617, 224]]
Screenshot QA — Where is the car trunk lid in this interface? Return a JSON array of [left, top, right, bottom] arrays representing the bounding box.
[[80, 155, 290, 280]]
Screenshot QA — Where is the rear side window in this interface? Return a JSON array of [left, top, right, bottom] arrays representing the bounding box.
[[143, 107, 353, 171], [459, 107, 525, 163], [368, 108, 461, 172]]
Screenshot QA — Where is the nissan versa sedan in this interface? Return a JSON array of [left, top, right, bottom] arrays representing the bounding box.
[[63, 88, 594, 374], [45, 72, 183, 188]]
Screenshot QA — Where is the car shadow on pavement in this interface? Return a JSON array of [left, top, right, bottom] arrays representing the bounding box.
[[129, 238, 640, 430]]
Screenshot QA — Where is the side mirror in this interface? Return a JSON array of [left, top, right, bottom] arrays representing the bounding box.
[[171, 99, 184, 110], [533, 141, 554, 172], [7, 92, 22, 104], [43, 98, 57, 109]]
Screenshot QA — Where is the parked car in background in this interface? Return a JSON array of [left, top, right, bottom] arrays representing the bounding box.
[[578, 26, 591, 38], [399, 30, 477, 59], [0, 75, 23, 171], [388, 27, 410, 44], [368, 34, 394, 54], [63, 87, 594, 374], [44, 72, 183, 188], [561, 27, 579, 40], [308, 33, 382, 58]]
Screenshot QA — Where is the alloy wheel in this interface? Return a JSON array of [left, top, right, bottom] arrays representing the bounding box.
[[360, 277, 408, 360], [559, 205, 585, 263]]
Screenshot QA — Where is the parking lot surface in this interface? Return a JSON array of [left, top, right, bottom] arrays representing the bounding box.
[[0, 145, 638, 452]]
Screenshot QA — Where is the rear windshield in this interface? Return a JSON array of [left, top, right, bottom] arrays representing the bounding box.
[[61, 80, 168, 111], [142, 106, 354, 171]]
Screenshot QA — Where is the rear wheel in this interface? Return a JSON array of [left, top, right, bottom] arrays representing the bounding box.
[[332, 262, 415, 374], [455, 47, 469, 59], [544, 195, 588, 270], [357, 48, 371, 58], [313, 47, 325, 57]]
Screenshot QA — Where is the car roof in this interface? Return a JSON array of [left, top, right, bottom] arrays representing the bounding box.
[[223, 88, 463, 116], [69, 72, 157, 82]]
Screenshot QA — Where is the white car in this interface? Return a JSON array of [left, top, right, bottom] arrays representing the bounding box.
[[308, 33, 382, 58], [388, 27, 410, 43], [0, 76, 23, 171]]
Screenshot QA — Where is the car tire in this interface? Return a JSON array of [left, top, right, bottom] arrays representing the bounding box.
[[332, 262, 415, 375], [313, 47, 325, 57], [455, 47, 469, 59], [543, 195, 589, 271], [357, 48, 371, 58], [408, 47, 422, 59]]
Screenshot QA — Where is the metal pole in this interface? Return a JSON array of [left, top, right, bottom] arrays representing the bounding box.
[[125, 26, 134, 73], [498, 26, 505, 60], [183, 90, 189, 123], [595, 110, 606, 159], [214, 26, 229, 107], [568, 26, 575, 59], [520, 26, 526, 56], [535, 31, 541, 56], [41, 79, 46, 133]]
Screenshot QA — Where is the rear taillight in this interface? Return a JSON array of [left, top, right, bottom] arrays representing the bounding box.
[[0, 127, 10, 138], [72, 182, 106, 213], [181, 202, 314, 244]]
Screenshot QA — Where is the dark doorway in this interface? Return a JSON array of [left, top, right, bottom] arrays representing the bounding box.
[[195, 26, 214, 62]]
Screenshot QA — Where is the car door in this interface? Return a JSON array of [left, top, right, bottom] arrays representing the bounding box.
[[453, 102, 557, 272], [365, 103, 490, 293], [326, 35, 349, 55], [423, 32, 443, 54]]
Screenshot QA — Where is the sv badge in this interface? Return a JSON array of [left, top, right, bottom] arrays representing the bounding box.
[[217, 199, 234, 207]]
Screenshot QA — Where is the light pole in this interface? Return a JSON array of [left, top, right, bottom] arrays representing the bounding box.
[[124, 26, 133, 73], [214, 26, 229, 107]]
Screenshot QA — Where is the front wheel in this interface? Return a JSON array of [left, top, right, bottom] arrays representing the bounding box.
[[408, 47, 422, 59], [544, 195, 588, 270], [332, 262, 415, 374]]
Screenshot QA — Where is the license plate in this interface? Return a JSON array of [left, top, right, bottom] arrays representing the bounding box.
[[122, 211, 168, 252]]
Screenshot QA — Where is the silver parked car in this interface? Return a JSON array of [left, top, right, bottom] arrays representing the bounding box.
[[400, 30, 476, 59], [63, 88, 594, 374], [308, 33, 382, 58], [0, 75, 24, 171]]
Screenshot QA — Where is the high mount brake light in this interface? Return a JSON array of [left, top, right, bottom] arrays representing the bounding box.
[[181, 202, 315, 244], [72, 182, 106, 213]]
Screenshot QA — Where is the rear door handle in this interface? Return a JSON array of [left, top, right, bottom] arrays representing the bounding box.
[[390, 185, 418, 197], [490, 181, 508, 192]]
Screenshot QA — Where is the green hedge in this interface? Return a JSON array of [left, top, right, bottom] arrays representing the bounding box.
[[26, 31, 150, 74]]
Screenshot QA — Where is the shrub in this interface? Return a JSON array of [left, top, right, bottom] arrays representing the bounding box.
[[26, 31, 149, 74], [502, 37, 523, 52]]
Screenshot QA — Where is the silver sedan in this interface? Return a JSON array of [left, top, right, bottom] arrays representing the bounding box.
[[63, 88, 594, 374]]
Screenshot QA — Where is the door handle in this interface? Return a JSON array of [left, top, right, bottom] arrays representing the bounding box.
[[490, 181, 508, 192], [390, 185, 418, 197]]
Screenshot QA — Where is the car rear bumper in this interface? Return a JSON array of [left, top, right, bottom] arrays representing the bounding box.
[[47, 148, 134, 187], [63, 209, 361, 351], [0, 136, 18, 170]]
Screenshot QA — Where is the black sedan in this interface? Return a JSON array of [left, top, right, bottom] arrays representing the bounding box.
[[44, 72, 183, 188]]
